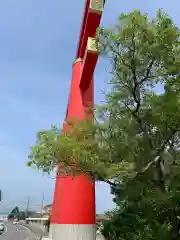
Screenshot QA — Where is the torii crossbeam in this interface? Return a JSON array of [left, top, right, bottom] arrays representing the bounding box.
[[50, 1, 105, 240]]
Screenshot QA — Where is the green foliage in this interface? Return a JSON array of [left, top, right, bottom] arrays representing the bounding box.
[[103, 173, 180, 239], [11, 206, 20, 214], [28, 9, 180, 238], [8, 206, 20, 220]]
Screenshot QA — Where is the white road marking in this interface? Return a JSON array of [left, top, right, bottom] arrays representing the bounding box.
[[0, 222, 39, 240], [19, 224, 39, 240], [19, 224, 32, 233], [0, 224, 8, 236], [25, 235, 41, 240]]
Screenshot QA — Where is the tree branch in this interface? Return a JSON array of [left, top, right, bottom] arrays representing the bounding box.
[[140, 59, 155, 83], [105, 180, 117, 187], [139, 129, 178, 175]]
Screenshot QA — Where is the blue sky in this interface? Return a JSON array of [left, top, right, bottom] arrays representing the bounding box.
[[0, 0, 180, 214]]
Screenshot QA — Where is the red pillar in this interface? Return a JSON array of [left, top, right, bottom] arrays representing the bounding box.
[[50, 1, 105, 240]]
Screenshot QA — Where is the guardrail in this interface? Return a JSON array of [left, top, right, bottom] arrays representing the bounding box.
[[26, 217, 49, 221], [25, 217, 48, 225]]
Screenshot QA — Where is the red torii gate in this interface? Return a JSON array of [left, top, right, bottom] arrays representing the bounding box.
[[50, 1, 105, 240]]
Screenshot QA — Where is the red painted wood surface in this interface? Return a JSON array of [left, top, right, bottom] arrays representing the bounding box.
[[76, 0, 90, 59], [76, 0, 102, 59], [78, 11, 102, 59], [51, 0, 105, 225], [51, 60, 95, 225], [80, 50, 98, 90]]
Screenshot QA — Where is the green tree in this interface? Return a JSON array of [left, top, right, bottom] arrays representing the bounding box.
[[8, 206, 20, 220], [28, 9, 180, 239]]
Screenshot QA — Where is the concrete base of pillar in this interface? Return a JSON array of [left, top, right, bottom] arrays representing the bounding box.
[[50, 224, 96, 240], [41, 233, 105, 240], [42, 224, 106, 240]]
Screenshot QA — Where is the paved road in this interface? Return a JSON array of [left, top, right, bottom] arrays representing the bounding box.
[[20, 222, 48, 237], [0, 222, 39, 240]]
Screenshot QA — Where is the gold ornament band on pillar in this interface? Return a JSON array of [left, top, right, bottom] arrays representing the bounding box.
[[87, 37, 99, 54], [89, 0, 104, 14]]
